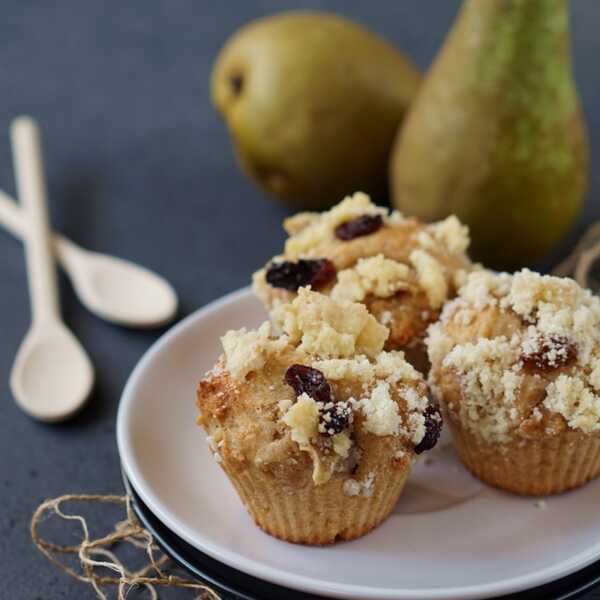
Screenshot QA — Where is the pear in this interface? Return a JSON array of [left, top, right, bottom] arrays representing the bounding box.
[[212, 12, 421, 210], [390, 0, 588, 269]]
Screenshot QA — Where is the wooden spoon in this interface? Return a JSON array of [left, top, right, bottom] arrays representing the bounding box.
[[9, 116, 94, 421], [0, 190, 178, 328]]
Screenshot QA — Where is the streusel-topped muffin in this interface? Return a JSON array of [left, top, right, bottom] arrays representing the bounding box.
[[253, 192, 473, 370], [197, 288, 441, 544], [427, 269, 600, 496]]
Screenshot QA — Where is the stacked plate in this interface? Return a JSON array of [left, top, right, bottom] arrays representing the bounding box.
[[117, 288, 600, 600]]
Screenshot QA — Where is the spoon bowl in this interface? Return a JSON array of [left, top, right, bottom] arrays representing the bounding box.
[[11, 321, 94, 422], [68, 249, 178, 328]]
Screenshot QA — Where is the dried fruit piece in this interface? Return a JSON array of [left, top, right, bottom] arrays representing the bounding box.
[[319, 401, 352, 435], [335, 214, 383, 241], [521, 335, 577, 372], [414, 404, 442, 454], [285, 364, 332, 405], [309, 259, 337, 289], [284, 364, 353, 436], [265, 259, 336, 291]]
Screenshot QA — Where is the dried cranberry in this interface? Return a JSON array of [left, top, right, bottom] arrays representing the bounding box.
[[309, 259, 337, 289], [334, 214, 383, 241], [414, 404, 442, 454], [284, 364, 332, 405], [521, 335, 577, 372], [319, 401, 352, 435], [265, 259, 336, 291]]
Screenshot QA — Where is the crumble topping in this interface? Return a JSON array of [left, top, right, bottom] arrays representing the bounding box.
[[331, 254, 410, 303], [441, 337, 523, 442], [457, 270, 512, 310], [283, 192, 390, 257], [273, 287, 388, 358], [590, 365, 600, 391], [427, 269, 600, 441], [278, 349, 428, 477], [313, 350, 420, 385], [332, 432, 352, 458], [357, 380, 428, 442], [359, 382, 402, 436], [427, 215, 470, 254], [281, 391, 354, 483], [282, 393, 319, 446], [313, 355, 375, 381], [543, 375, 600, 434], [221, 322, 288, 381], [278, 399, 293, 414], [410, 249, 448, 309], [309, 351, 428, 443]]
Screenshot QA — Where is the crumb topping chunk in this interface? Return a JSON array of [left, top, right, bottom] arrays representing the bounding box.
[[221, 322, 288, 381], [273, 287, 388, 358], [331, 254, 410, 303], [427, 269, 600, 441]]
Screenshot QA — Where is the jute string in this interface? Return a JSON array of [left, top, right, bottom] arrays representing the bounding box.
[[29, 223, 600, 598], [551, 222, 600, 290], [31, 494, 222, 599]]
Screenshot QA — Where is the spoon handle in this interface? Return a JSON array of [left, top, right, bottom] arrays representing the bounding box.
[[11, 117, 60, 324]]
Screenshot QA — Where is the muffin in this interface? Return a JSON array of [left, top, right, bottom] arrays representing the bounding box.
[[197, 288, 441, 544], [253, 192, 473, 371], [427, 268, 600, 496]]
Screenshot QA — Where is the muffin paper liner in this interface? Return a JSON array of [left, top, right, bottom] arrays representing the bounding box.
[[447, 416, 600, 496], [219, 461, 411, 545]]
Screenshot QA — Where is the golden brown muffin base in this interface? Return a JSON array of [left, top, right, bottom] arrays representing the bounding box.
[[220, 459, 411, 544], [447, 414, 600, 496]]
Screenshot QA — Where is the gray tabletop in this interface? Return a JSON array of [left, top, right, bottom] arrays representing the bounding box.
[[1, 2, 599, 599]]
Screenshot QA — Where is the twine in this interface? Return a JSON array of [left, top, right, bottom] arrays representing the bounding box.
[[31, 494, 222, 600], [551, 221, 600, 291]]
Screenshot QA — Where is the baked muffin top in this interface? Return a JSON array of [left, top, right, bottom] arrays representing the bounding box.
[[252, 193, 473, 355], [197, 288, 441, 493], [427, 269, 600, 444]]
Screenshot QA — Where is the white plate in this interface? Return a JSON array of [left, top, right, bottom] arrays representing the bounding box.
[[117, 287, 600, 600]]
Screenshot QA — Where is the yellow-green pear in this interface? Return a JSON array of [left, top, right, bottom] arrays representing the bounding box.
[[212, 12, 421, 210], [390, 0, 588, 269]]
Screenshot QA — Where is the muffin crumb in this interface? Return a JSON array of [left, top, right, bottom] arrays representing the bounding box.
[[428, 215, 470, 254], [360, 382, 402, 436], [273, 287, 388, 358], [331, 254, 410, 303], [410, 249, 448, 309], [221, 322, 287, 380], [282, 393, 319, 446]]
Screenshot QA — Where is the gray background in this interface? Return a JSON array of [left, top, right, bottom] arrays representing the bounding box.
[[1, 1, 599, 598]]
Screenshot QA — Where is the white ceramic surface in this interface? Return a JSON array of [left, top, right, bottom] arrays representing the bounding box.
[[118, 287, 600, 599]]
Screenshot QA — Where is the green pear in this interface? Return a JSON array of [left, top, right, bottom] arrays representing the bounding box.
[[212, 12, 421, 210], [390, 0, 588, 269]]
